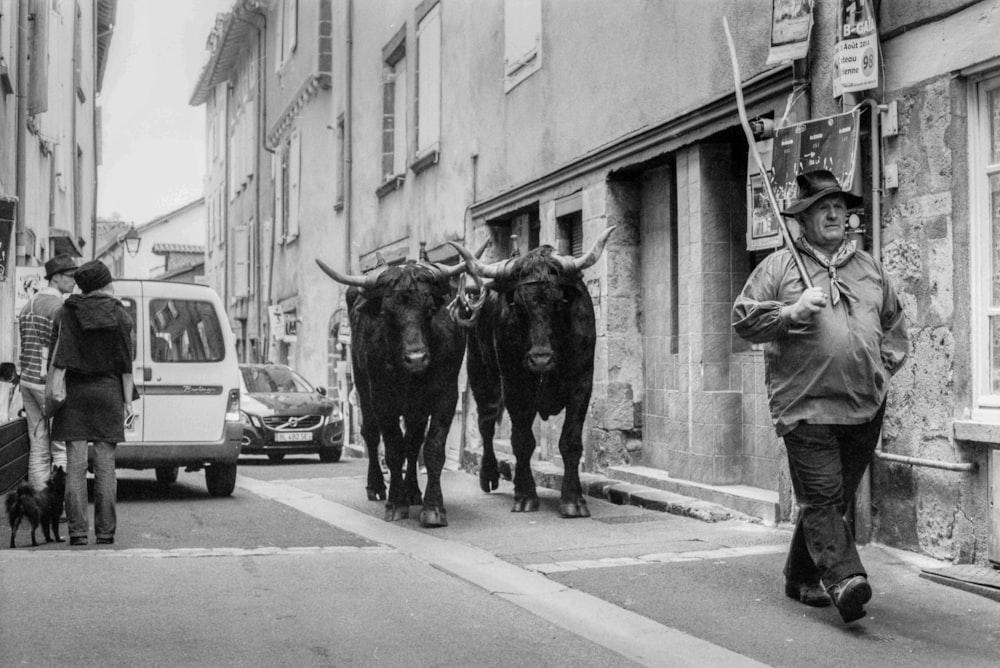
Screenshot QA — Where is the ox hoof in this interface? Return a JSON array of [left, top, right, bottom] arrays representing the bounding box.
[[419, 506, 448, 528], [559, 498, 591, 518], [480, 468, 500, 494], [383, 503, 410, 522], [511, 497, 541, 513], [367, 488, 387, 501]]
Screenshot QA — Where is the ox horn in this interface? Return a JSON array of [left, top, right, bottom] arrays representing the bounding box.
[[447, 240, 515, 281], [315, 259, 379, 290], [555, 225, 617, 274], [440, 237, 492, 277]]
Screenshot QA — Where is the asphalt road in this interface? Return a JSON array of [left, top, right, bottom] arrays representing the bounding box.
[[2, 453, 999, 667]]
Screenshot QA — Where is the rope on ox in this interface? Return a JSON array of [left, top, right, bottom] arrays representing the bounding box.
[[447, 272, 488, 328]]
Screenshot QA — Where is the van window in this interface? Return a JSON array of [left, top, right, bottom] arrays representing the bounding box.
[[149, 299, 226, 363]]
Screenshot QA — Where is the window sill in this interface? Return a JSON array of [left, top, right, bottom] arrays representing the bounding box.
[[410, 149, 439, 175], [953, 419, 1000, 448], [376, 174, 405, 199]]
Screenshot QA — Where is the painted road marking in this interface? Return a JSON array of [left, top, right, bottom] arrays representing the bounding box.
[[237, 475, 769, 668], [526, 544, 788, 574]]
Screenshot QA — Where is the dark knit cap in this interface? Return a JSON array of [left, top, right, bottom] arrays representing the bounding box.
[[73, 260, 113, 293]]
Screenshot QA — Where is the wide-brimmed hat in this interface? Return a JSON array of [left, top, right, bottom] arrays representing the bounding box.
[[44, 254, 79, 280], [782, 169, 863, 216], [73, 260, 113, 293]]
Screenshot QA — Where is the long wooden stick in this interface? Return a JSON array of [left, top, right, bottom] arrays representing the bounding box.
[[723, 17, 813, 288]]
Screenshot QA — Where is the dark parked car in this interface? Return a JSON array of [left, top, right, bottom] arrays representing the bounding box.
[[238, 364, 344, 463]]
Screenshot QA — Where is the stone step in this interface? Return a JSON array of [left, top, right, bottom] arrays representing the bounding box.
[[605, 465, 780, 526], [460, 449, 759, 524]]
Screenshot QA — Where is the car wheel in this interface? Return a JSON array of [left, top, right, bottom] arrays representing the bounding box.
[[268, 453, 285, 463], [205, 463, 237, 497], [319, 446, 342, 463], [155, 466, 179, 485]]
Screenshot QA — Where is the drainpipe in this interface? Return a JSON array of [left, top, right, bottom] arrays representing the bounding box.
[[341, 0, 354, 445], [344, 0, 353, 270], [15, 0, 29, 261]]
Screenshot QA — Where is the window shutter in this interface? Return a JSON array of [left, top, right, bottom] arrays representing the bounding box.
[[274, 151, 285, 240], [288, 129, 301, 240], [233, 223, 250, 297], [27, 0, 49, 114], [283, 0, 298, 64], [416, 5, 441, 154]]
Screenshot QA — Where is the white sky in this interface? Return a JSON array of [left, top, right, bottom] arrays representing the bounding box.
[[96, 0, 234, 224]]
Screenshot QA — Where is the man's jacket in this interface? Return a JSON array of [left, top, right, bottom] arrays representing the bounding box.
[[732, 241, 910, 436]]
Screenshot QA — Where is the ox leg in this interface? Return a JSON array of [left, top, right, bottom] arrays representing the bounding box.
[[360, 416, 386, 502], [381, 423, 410, 522], [418, 386, 459, 528], [467, 335, 502, 494], [508, 412, 540, 513], [557, 389, 592, 518], [403, 416, 426, 506]]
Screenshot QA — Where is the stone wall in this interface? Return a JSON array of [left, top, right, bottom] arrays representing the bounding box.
[[874, 75, 989, 562]]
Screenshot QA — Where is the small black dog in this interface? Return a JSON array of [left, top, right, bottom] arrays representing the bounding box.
[[5, 466, 66, 548]]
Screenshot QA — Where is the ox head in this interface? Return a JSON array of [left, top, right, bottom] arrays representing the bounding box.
[[316, 259, 464, 374], [449, 226, 615, 374]]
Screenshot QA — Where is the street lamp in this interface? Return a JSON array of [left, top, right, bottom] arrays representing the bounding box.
[[122, 225, 141, 257]]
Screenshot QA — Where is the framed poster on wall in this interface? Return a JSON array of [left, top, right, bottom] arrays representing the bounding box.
[[746, 174, 783, 251]]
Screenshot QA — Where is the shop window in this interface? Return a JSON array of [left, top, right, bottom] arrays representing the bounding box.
[[556, 192, 583, 257], [971, 73, 1000, 420]]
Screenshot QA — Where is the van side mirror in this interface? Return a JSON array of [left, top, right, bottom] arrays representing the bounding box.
[[0, 362, 18, 383]]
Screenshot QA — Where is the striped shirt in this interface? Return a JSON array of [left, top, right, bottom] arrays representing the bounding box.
[[18, 288, 64, 390]]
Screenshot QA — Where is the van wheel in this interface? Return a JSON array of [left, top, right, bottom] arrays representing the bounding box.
[[319, 446, 342, 463], [155, 466, 179, 485], [205, 463, 237, 497]]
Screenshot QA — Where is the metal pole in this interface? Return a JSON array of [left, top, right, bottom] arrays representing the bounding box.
[[722, 17, 812, 289], [874, 451, 977, 473]]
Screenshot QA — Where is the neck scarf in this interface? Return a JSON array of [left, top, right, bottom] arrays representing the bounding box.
[[798, 237, 858, 311]]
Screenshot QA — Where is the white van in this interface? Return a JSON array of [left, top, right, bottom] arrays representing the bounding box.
[[104, 279, 243, 496]]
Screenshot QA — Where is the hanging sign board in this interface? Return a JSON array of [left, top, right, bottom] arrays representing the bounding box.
[[766, 0, 813, 65], [771, 109, 861, 208], [14, 265, 47, 317], [833, 0, 878, 96]]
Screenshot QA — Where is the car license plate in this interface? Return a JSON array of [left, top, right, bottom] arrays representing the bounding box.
[[275, 432, 312, 442]]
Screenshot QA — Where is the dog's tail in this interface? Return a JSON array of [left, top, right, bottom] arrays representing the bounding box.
[[5, 482, 34, 514]]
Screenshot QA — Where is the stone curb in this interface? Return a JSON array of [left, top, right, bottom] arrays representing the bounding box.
[[461, 450, 757, 524]]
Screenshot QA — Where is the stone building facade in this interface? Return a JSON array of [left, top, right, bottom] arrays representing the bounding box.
[[0, 0, 114, 420], [193, 0, 1000, 566]]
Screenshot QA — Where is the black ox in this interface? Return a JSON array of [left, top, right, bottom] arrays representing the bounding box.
[[316, 258, 465, 527], [449, 226, 615, 517]]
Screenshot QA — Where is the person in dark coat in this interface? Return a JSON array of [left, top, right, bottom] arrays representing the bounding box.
[[51, 260, 136, 546]]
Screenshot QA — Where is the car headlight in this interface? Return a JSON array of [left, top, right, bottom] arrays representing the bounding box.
[[239, 410, 262, 428]]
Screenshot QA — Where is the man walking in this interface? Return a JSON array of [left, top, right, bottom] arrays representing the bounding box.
[[18, 253, 78, 491], [732, 170, 909, 623]]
